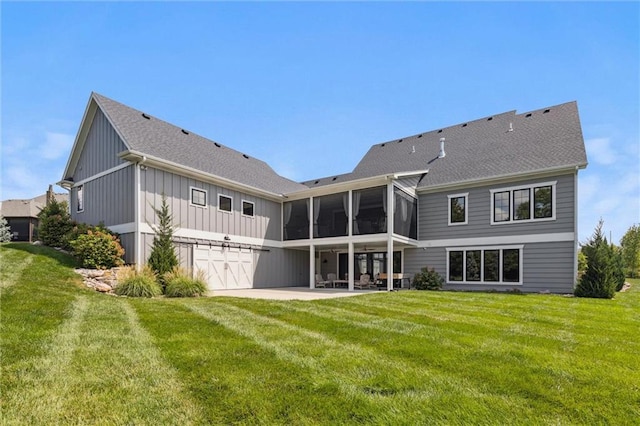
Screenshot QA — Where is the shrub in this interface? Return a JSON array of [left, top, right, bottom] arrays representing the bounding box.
[[148, 194, 178, 286], [164, 267, 208, 297], [115, 266, 162, 297], [413, 267, 444, 290], [37, 200, 72, 247], [70, 229, 125, 269], [575, 220, 618, 299], [0, 215, 11, 242]]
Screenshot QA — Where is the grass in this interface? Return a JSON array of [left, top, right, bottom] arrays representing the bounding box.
[[1, 242, 638, 424]]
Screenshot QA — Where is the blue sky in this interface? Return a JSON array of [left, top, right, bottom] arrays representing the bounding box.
[[1, 2, 638, 244]]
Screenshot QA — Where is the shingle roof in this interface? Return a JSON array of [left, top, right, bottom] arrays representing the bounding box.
[[304, 101, 587, 189], [0, 193, 68, 218], [92, 93, 307, 195]]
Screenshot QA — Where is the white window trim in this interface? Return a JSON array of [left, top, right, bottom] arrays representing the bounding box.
[[241, 199, 255, 218], [218, 194, 233, 214], [190, 187, 208, 208], [490, 181, 556, 225], [77, 184, 84, 213], [447, 192, 468, 226], [445, 245, 524, 285]]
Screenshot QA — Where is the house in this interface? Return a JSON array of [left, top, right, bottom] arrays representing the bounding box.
[[58, 93, 587, 293], [0, 186, 68, 242]]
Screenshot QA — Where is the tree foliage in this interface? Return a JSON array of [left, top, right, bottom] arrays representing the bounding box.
[[37, 200, 73, 247], [575, 220, 620, 299], [620, 224, 640, 278], [147, 194, 178, 286], [0, 215, 12, 243]]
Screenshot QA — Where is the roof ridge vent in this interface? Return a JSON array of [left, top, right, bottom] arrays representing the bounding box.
[[242, 154, 249, 159], [543, 109, 550, 113], [525, 113, 532, 118], [181, 129, 189, 135], [141, 113, 150, 120], [214, 142, 221, 147]]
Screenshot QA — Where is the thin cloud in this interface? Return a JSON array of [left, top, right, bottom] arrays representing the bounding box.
[[585, 138, 617, 166], [42, 132, 74, 160]]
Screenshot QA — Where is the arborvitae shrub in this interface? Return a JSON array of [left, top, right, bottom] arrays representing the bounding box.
[[611, 246, 626, 291], [413, 267, 444, 290], [164, 267, 207, 297], [70, 229, 125, 269], [37, 200, 72, 247], [148, 194, 178, 287], [115, 266, 162, 297], [575, 220, 618, 299]]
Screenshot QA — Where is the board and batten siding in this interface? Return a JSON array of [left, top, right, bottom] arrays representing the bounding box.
[[140, 233, 308, 288], [404, 240, 576, 293], [71, 165, 135, 226], [140, 167, 281, 241], [419, 172, 576, 241], [118, 233, 135, 264], [73, 108, 128, 182]]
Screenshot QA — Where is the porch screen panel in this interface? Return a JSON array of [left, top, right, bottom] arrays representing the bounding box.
[[353, 186, 387, 235], [313, 192, 348, 238], [393, 187, 418, 239], [283, 199, 309, 240]]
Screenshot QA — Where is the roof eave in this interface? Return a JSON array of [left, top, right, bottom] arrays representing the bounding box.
[[118, 150, 287, 202], [416, 163, 587, 194]]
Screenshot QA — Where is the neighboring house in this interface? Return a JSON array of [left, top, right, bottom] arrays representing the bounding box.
[[58, 93, 587, 293], [0, 187, 68, 242]]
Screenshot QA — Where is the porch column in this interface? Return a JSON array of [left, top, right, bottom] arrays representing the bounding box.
[[348, 242, 354, 291], [310, 244, 316, 289], [386, 182, 394, 291], [348, 189, 353, 237]]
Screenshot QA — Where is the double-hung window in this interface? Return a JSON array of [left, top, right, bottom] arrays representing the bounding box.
[[448, 193, 468, 225], [490, 181, 556, 224], [447, 246, 523, 285], [190, 187, 207, 208]]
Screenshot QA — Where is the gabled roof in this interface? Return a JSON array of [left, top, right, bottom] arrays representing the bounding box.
[[65, 93, 307, 196], [303, 101, 587, 190]]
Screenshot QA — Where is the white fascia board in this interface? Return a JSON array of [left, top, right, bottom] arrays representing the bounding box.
[[418, 232, 575, 248], [392, 169, 429, 179], [118, 150, 285, 202], [139, 223, 283, 248], [416, 166, 583, 194], [281, 233, 392, 249]]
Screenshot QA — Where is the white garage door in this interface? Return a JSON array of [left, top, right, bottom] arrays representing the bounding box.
[[193, 246, 254, 290]]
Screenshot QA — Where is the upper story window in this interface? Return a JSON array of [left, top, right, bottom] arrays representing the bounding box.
[[77, 185, 84, 212], [218, 194, 232, 213], [190, 187, 207, 208], [448, 193, 468, 225], [490, 181, 556, 225], [242, 200, 255, 217]]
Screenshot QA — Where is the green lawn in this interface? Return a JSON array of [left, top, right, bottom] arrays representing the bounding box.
[[1, 243, 638, 424]]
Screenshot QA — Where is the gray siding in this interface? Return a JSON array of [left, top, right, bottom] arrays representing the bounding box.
[[118, 233, 135, 264], [141, 167, 281, 241], [419, 173, 576, 240], [404, 241, 576, 293], [74, 108, 128, 181], [71, 165, 135, 226], [140, 232, 308, 288]]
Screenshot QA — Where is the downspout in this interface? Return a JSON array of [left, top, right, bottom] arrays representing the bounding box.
[[134, 156, 147, 269]]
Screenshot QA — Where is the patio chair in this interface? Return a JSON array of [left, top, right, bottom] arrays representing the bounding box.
[[315, 274, 331, 288], [354, 273, 372, 289], [327, 273, 337, 288]]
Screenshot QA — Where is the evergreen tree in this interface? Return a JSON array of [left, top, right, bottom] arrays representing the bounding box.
[[575, 220, 617, 299], [0, 215, 12, 242], [611, 244, 626, 291], [620, 224, 640, 278], [37, 200, 72, 247], [147, 194, 178, 287]]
